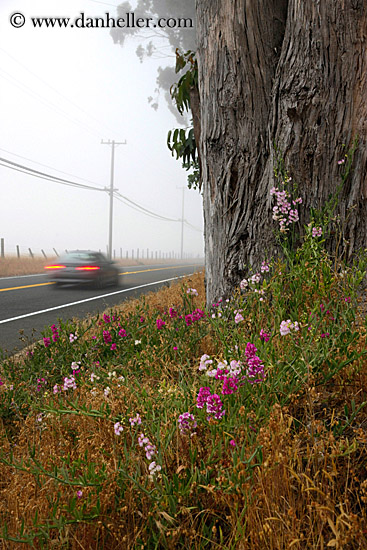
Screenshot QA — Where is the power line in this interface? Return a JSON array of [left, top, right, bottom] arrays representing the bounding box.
[[0, 47, 122, 139], [0, 68, 101, 139], [0, 147, 103, 188], [0, 156, 105, 192], [0, 154, 203, 230], [113, 191, 181, 222]]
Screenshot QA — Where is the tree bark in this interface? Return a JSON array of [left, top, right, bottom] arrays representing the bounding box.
[[196, 0, 367, 306]]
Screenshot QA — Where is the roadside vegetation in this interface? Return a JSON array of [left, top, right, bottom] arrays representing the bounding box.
[[1, 169, 367, 548]]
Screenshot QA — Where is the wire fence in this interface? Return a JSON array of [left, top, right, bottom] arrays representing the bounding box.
[[0, 239, 202, 261]]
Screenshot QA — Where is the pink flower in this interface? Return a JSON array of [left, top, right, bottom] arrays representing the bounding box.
[[187, 288, 198, 296], [312, 226, 322, 238], [169, 308, 178, 318], [114, 422, 123, 435], [229, 439, 236, 447], [43, 337, 51, 348], [156, 318, 165, 330], [76, 490, 83, 499], [118, 328, 127, 337], [260, 329, 270, 342], [280, 320, 299, 336], [199, 354, 213, 371], [178, 412, 197, 434], [110, 343, 117, 351], [234, 311, 244, 324]]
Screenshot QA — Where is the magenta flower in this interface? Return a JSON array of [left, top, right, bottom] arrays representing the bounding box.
[[169, 308, 178, 318], [222, 376, 238, 395], [76, 490, 83, 499], [156, 318, 166, 330], [103, 330, 112, 344], [245, 342, 265, 384], [110, 343, 117, 351], [178, 412, 197, 434], [196, 387, 212, 409], [260, 329, 270, 342], [185, 314, 193, 326], [103, 314, 111, 323], [43, 337, 51, 348], [206, 394, 225, 420], [118, 328, 127, 337], [229, 439, 236, 447], [51, 324, 59, 342]]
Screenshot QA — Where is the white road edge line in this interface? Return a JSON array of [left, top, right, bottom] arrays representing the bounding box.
[[0, 274, 193, 325]]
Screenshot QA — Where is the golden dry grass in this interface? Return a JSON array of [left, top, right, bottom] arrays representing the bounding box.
[[0, 256, 203, 278], [0, 270, 366, 549]]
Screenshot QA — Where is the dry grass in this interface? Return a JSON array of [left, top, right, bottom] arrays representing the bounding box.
[[0, 269, 366, 549], [0, 256, 203, 278]]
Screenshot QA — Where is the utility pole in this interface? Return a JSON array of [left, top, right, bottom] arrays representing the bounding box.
[[101, 139, 126, 260]]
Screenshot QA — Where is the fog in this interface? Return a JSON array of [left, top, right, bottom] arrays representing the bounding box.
[[0, 0, 203, 261]]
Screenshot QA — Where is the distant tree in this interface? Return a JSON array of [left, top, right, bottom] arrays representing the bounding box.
[[111, 0, 196, 122], [195, 0, 367, 305]]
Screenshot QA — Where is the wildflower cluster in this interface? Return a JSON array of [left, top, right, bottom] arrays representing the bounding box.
[[270, 186, 302, 232], [178, 412, 197, 434], [185, 308, 205, 326], [129, 413, 142, 427], [138, 433, 161, 475], [51, 324, 59, 342], [312, 226, 322, 238], [280, 319, 300, 336], [245, 342, 265, 383], [196, 387, 225, 420]]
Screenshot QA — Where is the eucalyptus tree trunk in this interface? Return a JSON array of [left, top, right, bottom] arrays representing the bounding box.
[[196, 0, 367, 305]]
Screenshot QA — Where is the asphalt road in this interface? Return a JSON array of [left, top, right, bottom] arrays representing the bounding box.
[[0, 263, 203, 355]]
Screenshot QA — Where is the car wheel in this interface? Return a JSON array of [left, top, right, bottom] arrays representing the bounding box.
[[95, 275, 104, 289]]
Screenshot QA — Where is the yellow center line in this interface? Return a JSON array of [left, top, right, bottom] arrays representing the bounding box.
[[119, 264, 198, 276], [0, 282, 55, 292], [0, 265, 200, 292]]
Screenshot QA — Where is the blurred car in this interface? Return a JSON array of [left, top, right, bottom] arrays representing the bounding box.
[[44, 250, 120, 288]]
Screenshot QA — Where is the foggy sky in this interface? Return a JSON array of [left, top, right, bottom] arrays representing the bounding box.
[[0, 0, 203, 260]]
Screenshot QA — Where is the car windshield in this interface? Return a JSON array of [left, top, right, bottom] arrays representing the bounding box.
[[57, 252, 99, 263]]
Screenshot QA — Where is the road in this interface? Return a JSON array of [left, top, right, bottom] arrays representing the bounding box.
[[0, 263, 203, 355]]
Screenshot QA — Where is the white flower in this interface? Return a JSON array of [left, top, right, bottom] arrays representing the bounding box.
[[187, 288, 198, 296], [114, 422, 123, 435], [148, 461, 162, 475]]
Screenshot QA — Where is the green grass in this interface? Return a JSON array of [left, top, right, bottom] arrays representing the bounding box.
[[0, 231, 367, 548]]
